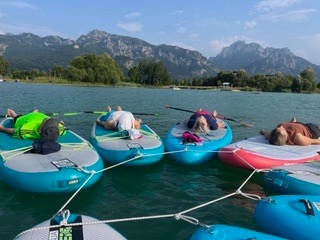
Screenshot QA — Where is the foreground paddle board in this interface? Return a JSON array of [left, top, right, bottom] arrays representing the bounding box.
[[190, 224, 285, 240], [264, 161, 320, 195], [0, 118, 103, 193], [255, 195, 320, 240], [218, 135, 320, 170], [15, 211, 126, 240]]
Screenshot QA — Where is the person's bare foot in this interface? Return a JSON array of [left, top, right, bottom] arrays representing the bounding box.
[[106, 106, 111, 112], [290, 117, 296, 122], [117, 106, 122, 111], [259, 129, 266, 135], [212, 110, 217, 117], [6, 109, 17, 118]]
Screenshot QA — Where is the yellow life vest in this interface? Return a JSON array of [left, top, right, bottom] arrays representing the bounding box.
[[13, 112, 65, 139]]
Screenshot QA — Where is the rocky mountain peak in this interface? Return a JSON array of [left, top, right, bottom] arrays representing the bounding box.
[[210, 41, 320, 79]]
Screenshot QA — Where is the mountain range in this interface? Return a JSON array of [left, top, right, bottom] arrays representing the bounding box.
[[0, 29, 319, 81], [210, 41, 320, 80]]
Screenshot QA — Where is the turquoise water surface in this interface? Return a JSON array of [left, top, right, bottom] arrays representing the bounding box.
[[0, 82, 319, 239]]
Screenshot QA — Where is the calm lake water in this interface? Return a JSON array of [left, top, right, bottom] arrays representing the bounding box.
[[0, 82, 319, 240]]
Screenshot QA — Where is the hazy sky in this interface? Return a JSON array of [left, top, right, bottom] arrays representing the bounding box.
[[1, 0, 319, 64]]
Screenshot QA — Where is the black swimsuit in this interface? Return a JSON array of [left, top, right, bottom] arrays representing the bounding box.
[[304, 123, 320, 139]]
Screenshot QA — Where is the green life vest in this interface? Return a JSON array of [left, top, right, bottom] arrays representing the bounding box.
[[13, 112, 65, 139]]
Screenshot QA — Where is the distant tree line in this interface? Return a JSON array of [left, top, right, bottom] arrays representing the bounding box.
[[0, 53, 319, 92], [196, 68, 318, 93]]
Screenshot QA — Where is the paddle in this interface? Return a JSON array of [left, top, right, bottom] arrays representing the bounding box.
[[0, 111, 159, 118], [0, 112, 63, 118], [165, 105, 253, 127], [81, 111, 160, 116]]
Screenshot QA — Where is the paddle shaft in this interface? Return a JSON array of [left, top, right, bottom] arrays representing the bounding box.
[[0, 111, 159, 118], [82, 111, 159, 116], [165, 105, 253, 127]]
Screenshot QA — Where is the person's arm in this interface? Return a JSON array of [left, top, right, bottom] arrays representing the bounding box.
[[294, 133, 320, 146], [0, 125, 15, 135], [134, 118, 142, 129], [186, 114, 196, 128], [96, 118, 116, 129], [217, 121, 225, 129]]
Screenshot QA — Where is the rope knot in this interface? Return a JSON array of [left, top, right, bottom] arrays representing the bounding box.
[[59, 209, 70, 225], [174, 214, 199, 225]]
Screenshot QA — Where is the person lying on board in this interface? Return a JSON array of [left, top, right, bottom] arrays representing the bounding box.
[[185, 108, 225, 133], [259, 117, 320, 146], [96, 105, 142, 131], [0, 108, 65, 140]]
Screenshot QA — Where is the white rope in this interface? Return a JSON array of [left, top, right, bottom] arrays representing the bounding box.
[[56, 173, 95, 214], [14, 213, 175, 239], [56, 150, 166, 212], [16, 167, 263, 238], [56, 154, 145, 211], [219, 148, 258, 170], [177, 169, 261, 216]]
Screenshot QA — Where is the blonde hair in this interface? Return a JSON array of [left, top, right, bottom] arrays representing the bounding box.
[[269, 128, 287, 146], [192, 116, 210, 133]]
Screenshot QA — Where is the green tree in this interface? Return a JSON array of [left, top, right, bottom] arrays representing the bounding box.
[[299, 67, 317, 92], [300, 67, 316, 81], [0, 56, 9, 76], [67, 53, 124, 84], [291, 76, 302, 93], [52, 66, 65, 78], [65, 66, 86, 82], [128, 60, 172, 86]]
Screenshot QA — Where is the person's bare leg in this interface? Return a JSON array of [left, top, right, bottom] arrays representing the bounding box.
[[106, 106, 111, 112]]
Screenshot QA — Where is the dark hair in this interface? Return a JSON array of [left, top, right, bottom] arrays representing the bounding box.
[[40, 118, 60, 141], [268, 128, 286, 146]]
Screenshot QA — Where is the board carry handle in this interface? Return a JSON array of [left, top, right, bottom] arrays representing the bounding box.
[[299, 199, 315, 216]]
